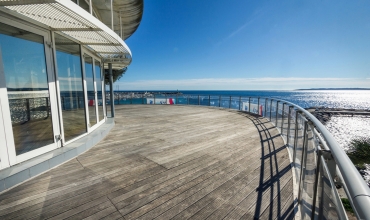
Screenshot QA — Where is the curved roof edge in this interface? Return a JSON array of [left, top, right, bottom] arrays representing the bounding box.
[[92, 0, 144, 41], [0, 0, 143, 69]]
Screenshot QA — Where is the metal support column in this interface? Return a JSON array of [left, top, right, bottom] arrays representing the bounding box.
[[89, 0, 92, 14], [108, 63, 115, 117], [110, 0, 114, 30]]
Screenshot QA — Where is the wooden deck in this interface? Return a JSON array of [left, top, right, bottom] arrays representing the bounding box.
[[0, 105, 294, 219]]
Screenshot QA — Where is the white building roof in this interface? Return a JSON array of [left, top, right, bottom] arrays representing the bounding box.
[[0, 0, 143, 69]]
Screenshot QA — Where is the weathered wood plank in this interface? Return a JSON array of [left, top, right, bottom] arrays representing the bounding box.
[[0, 105, 294, 220]]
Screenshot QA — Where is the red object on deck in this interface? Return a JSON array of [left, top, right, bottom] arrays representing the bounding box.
[[88, 99, 94, 106], [260, 105, 263, 116], [169, 98, 174, 105]]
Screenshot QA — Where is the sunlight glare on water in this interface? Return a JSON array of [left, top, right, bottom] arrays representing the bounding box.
[[289, 90, 370, 109], [324, 116, 370, 151]]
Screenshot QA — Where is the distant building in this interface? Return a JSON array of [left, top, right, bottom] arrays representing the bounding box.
[[0, 0, 143, 169]]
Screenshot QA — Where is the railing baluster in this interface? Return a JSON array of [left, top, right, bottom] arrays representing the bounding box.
[[269, 99, 273, 121], [264, 98, 268, 118], [293, 110, 301, 167], [286, 106, 292, 146], [281, 103, 285, 133], [298, 120, 309, 204], [239, 96, 241, 110], [275, 101, 280, 126], [46, 97, 49, 118], [312, 149, 323, 220]]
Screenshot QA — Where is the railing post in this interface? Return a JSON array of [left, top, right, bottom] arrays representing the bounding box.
[[109, 63, 114, 117], [286, 106, 293, 146], [229, 96, 231, 108], [281, 103, 285, 132], [298, 120, 309, 203], [293, 110, 301, 163], [46, 97, 49, 118], [269, 99, 273, 121], [239, 96, 241, 110], [154, 94, 156, 104], [198, 95, 200, 105], [62, 96, 65, 110], [248, 97, 251, 113], [257, 97, 260, 116], [219, 96, 221, 107], [312, 149, 324, 220], [275, 101, 280, 125], [209, 95, 211, 106], [26, 98, 31, 121], [265, 99, 268, 118]]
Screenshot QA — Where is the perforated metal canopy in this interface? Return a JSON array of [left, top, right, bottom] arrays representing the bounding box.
[[0, 0, 141, 69]]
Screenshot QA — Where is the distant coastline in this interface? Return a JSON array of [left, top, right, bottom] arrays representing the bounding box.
[[296, 88, 370, 90]]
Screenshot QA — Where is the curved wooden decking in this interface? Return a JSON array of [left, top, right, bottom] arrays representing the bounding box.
[[0, 105, 294, 219]]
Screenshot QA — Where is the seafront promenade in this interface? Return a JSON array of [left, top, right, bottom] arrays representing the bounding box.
[[0, 105, 294, 219]]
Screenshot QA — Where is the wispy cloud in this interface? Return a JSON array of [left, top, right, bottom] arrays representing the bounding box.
[[113, 77, 368, 90], [215, 9, 266, 47]]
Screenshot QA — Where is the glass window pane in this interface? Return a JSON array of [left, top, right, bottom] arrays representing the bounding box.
[[0, 23, 54, 155], [84, 55, 97, 127], [95, 61, 104, 121], [55, 33, 87, 142]]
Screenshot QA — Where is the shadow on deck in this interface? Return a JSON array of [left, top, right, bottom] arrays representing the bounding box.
[[0, 105, 295, 219]]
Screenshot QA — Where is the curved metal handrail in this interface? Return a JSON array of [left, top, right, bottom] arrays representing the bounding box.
[[264, 97, 370, 219]]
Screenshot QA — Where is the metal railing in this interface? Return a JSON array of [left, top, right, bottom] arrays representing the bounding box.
[[111, 93, 370, 220]]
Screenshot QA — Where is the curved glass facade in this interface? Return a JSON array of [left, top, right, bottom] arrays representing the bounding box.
[[0, 23, 54, 155], [55, 33, 87, 142], [84, 55, 97, 127], [0, 19, 106, 167]]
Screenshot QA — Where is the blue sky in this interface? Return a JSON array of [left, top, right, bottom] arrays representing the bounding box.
[[118, 0, 370, 90]]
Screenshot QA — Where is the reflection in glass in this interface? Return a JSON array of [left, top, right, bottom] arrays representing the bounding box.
[[84, 55, 97, 126], [55, 33, 87, 142], [0, 23, 54, 155], [95, 61, 104, 121]]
